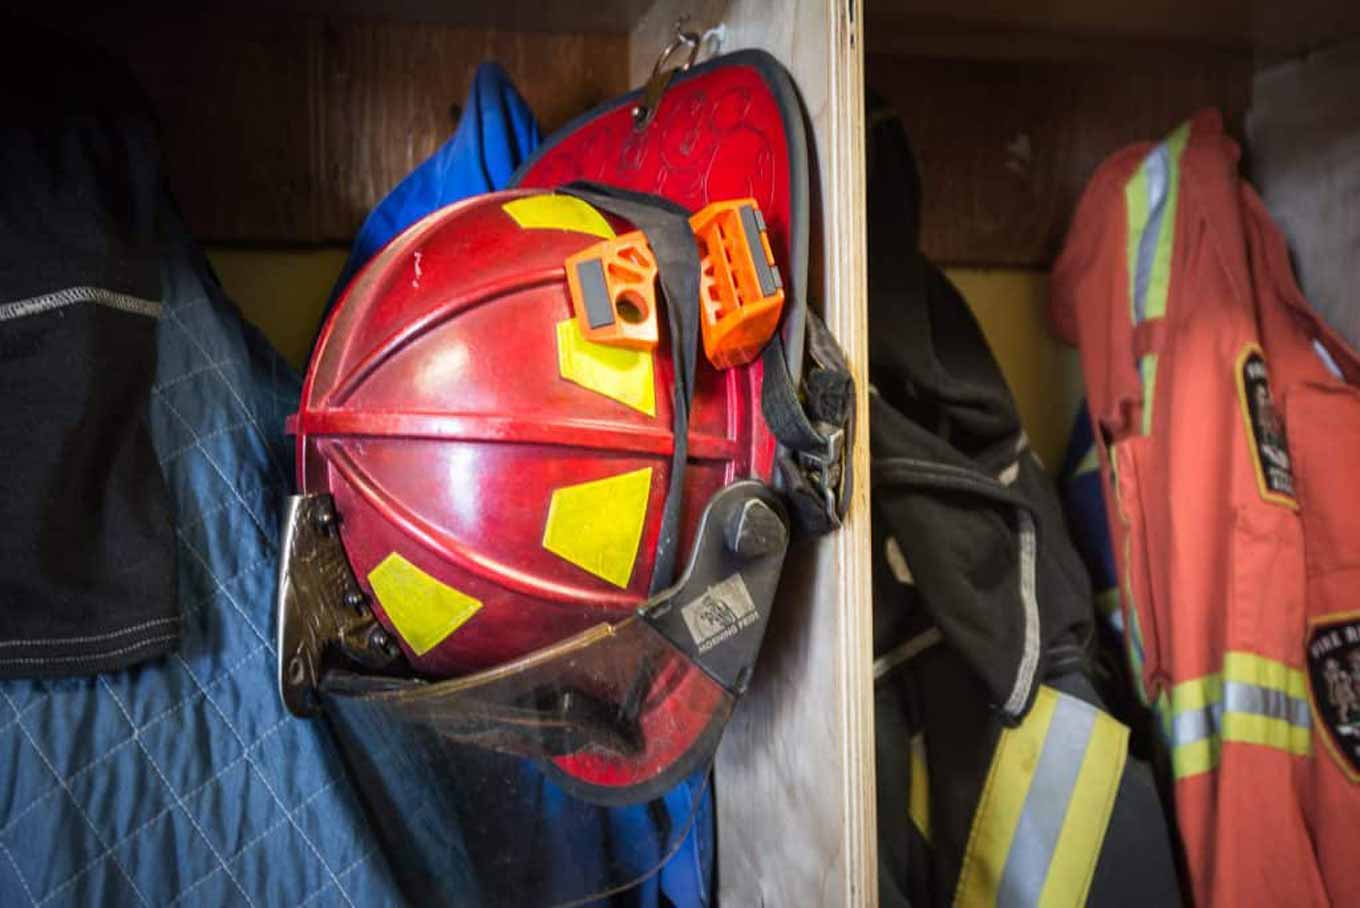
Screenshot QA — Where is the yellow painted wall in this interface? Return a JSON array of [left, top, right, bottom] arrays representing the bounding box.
[[206, 251, 1083, 470], [206, 248, 347, 370], [944, 268, 1085, 470]]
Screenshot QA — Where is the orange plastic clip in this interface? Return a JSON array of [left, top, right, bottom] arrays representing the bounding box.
[[562, 198, 785, 368], [564, 232, 660, 351], [690, 199, 785, 369]]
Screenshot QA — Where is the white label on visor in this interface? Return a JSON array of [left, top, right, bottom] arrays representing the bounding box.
[[680, 574, 759, 654]]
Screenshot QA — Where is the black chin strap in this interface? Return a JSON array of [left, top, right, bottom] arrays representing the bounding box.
[[761, 313, 855, 535], [561, 182, 700, 593]]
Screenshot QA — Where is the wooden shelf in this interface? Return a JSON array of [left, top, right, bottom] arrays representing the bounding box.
[[868, 0, 1360, 57]]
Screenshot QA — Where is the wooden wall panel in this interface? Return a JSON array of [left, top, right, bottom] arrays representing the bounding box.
[[316, 22, 629, 239], [1249, 41, 1360, 352], [79, 15, 630, 244], [867, 0, 1360, 57], [256, 0, 654, 34], [635, 0, 878, 905], [106, 18, 324, 243], [867, 51, 1251, 267]]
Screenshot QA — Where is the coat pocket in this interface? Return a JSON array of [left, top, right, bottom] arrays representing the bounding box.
[[1105, 436, 1165, 705]]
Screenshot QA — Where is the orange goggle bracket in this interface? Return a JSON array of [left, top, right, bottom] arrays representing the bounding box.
[[564, 199, 785, 368]]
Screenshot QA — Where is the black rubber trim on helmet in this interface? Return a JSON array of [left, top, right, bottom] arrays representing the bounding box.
[[537, 693, 728, 808]]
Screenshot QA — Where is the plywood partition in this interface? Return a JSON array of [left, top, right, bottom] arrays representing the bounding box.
[[631, 3, 875, 904]]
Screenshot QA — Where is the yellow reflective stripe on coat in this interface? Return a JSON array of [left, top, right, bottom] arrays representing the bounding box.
[[908, 732, 930, 843], [1163, 651, 1312, 779], [1124, 119, 1190, 435], [1120, 536, 1151, 707], [1139, 354, 1158, 437], [1106, 449, 1150, 706], [1074, 443, 1099, 477], [953, 686, 1129, 908], [1125, 120, 1190, 327]]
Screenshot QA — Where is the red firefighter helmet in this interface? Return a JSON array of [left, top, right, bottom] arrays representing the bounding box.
[[285, 188, 789, 803]]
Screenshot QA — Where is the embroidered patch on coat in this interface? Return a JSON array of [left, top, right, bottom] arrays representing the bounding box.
[[1307, 614, 1360, 781], [1237, 345, 1297, 507]]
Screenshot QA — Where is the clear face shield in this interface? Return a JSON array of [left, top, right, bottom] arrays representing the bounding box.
[[276, 480, 789, 906]]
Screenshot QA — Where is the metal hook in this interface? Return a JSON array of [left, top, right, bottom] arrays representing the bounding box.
[[631, 25, 702, 132]]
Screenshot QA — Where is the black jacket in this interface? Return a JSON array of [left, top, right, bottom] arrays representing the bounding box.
[[0, 24, 177, 677], [867, 92, 1181, 907]]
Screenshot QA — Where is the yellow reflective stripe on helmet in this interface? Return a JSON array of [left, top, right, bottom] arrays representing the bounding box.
[[1163, 651, 1313, 779], [954, 687, 1129, 908], [368, 552, 483, 655], [556, 318, 657, 416], [502, 194, 615, 239], [542, 466, 654, 588], [909, 732, 930, 843]]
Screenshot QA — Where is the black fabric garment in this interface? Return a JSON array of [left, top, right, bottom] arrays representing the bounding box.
[[0, 25, 177, 677], [867, 95, 1086, 717], [867, 92, 1181, 906]]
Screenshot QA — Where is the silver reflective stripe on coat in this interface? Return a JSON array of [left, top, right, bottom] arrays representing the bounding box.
[[953, 685, 1130, 908], [1171, 681, 1312, 752], [1003, 510, 1041, 718], [996, 695, 1097, 908], [874, 627, 943, 682], [1133, 143, 1170, 324], [1161, 651, 1313, 779], [0, 286, 163, 322]]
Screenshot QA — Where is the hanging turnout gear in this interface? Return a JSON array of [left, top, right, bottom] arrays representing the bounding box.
[[866, 95, 1180, 908], [273, 49, 853, 906], [1052, 109, 1360, 907]]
